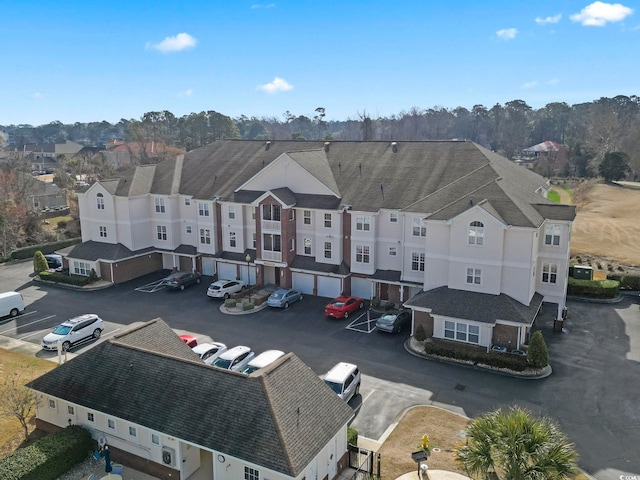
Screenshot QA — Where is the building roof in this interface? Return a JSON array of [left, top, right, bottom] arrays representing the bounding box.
[[523, 141, 562, 153], [27, 318, 353, 477], [99, 140, 574, 228], [63, 240, 155, 261], [404, 286, 544, 325]]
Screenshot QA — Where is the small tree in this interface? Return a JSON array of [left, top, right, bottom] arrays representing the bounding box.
[[527, 330, 549, 368], [33, 250, 49, 273], [598, 151, 630, 182], [414, 324, 427, 342], [0, 373, 41, 441]]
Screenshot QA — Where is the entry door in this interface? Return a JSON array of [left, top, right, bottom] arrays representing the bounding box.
[[275, 267, 281, 286]]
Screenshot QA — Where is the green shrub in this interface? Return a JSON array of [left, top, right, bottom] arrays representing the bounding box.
[[33, 250, 49, 273], [371, 297, 381, 308], [0, 425, 92, 480], [39, 271, 91, 286], [242, 301, 255, 311], [607, 273, 640, 290], [89, 268, 99, 282], [527, 331, 549, 368], [423, 339, 529, 371], [568, 278, 619, 298], [414, 324, 427, 342], [224, 298, 237, 308], [10, 238, 81, 261], [347, 426, 358, 446], [57, 220, 67, 228]]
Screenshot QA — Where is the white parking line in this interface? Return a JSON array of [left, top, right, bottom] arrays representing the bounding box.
[[0, 314, 57, 335], [361, 388, 376, 403]]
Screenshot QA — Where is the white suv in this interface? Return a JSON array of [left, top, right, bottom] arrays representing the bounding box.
[[211, 345, 255, 372], [41, 314, 104, 351], [207, 279, 246, 299]]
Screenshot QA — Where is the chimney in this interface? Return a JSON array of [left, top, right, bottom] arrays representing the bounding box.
[[324, 141, 330, 152], [265, 141, 271, 151], [391, 141, 398, 153]]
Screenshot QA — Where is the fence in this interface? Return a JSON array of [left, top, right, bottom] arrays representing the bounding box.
[[346, 444, 380, 480]]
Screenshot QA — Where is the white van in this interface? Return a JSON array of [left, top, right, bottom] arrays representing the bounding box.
[[323, 362, 361, 402], [0, 291, 26, 318], [241, 350, 285, 374]]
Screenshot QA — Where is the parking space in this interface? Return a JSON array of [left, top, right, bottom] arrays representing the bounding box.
[[345, 310, 377, 333]]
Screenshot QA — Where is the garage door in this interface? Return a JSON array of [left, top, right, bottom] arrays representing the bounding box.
[[202, 257, 216, 276], [317, 276, 341, 298], [292, 273, 314, 295], [351, 277, 373, 299], [217, 262, 237, 281], [240, 266, 257, 285]]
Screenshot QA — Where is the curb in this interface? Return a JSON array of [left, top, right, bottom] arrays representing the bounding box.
[[32, 277, 113, 291], [219, 302, 269, 316]]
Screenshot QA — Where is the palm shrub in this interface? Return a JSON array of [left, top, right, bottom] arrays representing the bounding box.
[[455, 406, 578, 480], [527, 331, 549, 368], [33, 250, 49, 273]]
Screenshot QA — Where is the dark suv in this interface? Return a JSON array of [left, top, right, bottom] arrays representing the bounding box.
[[162, 271, 201, 291]]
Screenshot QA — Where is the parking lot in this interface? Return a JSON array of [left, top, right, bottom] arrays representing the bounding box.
[[1, 260, 640, 480]]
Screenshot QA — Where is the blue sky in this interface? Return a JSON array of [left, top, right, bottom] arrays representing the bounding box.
[[1, 1, 638, 126]]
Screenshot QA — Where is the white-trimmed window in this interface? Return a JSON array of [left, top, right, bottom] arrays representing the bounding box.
[[48, 399, 55, 409], [389, 212, 398, 223], [155, 197, 165, 213], [290, 238, 295, 251], [304, 238, 311, 255], [200, 229, 211, 245], [251, 209, 256, 220], [244, 466, 259, 480], [198, 202, 210, 217], [228, 205, 235, 219], [356, 245, 370, 263], [304, 210, 312, 225], [87, 412, 94, 422], [107, 418, 116, 430], [96, 193, 104, 210], [444, 320, 480, 344], [324, 241, 332, 259], [324, 213, 332, 228], [412, 218, 426, 237], [468, 221, 484, 246], [356, 215, 371, 231], [389, 246, 397, 256], [229, 232, 237, 248], [263, 234, 281, 252], [544, 224, 561, 246], [411, 252, 425, 271], [74, 261, 90, 276], [466, 268, 481, 285], [129, 426, 137, 438], [186, 226, 192, 234], [68, 405, 75, 415], [289, 209, 295, 221], [151, 433, 160, 445], [262, 204, 281, 221], [542, 263, 558, 284], [99, 226, 107, 238], [184, 198, 191, 205], [252, 232, 257, 249], [157, 225, 167, 241]]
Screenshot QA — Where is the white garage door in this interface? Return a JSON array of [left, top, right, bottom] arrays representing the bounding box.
[[202, 257, 216, 276], [351, 277, 373, 299], [292, 273, 314, 295], [217, 262, 237, 281], [240, 266, 257, 285], [317, 276, 341, 299]]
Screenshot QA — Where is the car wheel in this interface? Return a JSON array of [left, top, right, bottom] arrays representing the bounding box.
[[343, 311, 349, 319], [284, 302, 289, 309], [359, 302, 364, 309], [224, 292, 230, 299], [93, 329, 102, 339], [9, 308, 19, 317], [180, 284, 185, 291], [299, 294, 303, 300], [62, 341, 71, 352], [196, 278, 201, 284]]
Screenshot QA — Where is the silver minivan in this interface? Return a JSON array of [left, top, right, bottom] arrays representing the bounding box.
[[323, 362, 361, 402]]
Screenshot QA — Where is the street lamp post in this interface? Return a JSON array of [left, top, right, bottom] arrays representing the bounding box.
[[245, 254, 252, 300]]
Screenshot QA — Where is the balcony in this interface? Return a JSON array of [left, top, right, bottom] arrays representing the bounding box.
[[261, 250, 282, 262], [261, 220, 281, 232]]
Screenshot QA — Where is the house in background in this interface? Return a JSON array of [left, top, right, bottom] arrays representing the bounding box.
[[63, 140, 575, 351], [27, 318, 354, 480]]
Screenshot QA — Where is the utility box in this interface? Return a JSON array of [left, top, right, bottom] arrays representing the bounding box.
[[571, 265, 593, 280]]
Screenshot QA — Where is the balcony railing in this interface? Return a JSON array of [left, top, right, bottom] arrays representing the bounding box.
[[261, 250, 282, 262], [261, 220, 281, 231]]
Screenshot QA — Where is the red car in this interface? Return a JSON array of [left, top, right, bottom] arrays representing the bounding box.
[[324, 296, 365, 319], [179, 334, 198, 348]]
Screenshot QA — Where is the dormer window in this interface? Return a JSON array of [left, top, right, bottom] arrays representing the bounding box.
[[96, 193, 104, 210], [468, 221, 484, 246]]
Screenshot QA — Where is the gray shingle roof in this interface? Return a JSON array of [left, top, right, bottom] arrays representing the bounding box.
[[26, 319, 353, 476], [404, 286, 544, 325], [63, 241, 155, 261]]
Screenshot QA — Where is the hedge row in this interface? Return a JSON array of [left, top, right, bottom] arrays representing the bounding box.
[[0, 425, 92, 480], [606, 273, 640, 291], [423, 339, 529, 371], [567, 278, 619, 298], [9, 238, 82, 261], [39, 271, 91, 286]]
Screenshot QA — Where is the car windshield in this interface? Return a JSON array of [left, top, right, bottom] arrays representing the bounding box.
[[213, 358, 232, 369], [271, 293, 283, 299], [378, 315, 397, 324], [52, 325, 72, 335], [330, 301, 345, 307], [241, 365, 259, 374], [324, 380, 343, 394]]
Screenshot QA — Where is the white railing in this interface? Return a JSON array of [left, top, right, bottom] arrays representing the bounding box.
[[261, 250, 282, 262], [261, 220, 281, 231]]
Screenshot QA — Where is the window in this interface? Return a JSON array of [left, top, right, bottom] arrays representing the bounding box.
[[151, 433, 160, 445], [87, 412, 94, 422], [198, 202, 210, 217], [324, 213, 332, 228], [444, 321, 480, 344], [466, 268, 481, 285], [544, 224, 561, 246], [542, 263, 558, 284], [48, 399, 55, 409], [356, 245, 370, 263], [252, 232, 257, 248], [389, 212, 398, 223], [304, 210, 311, 225], [107, 419, 116, 430], [129, 426, 137, 437], [304, 238, 312, 255], [185, 198, 191, 205], [230, 232, 237, 248], [96, 193, 104, 210], [290, 238, 295, 251], [389, 246, 397, 256], [412, 218, 426, 237], [411, 252, 425, 271], [289, 209, 295, 220], [244, 466, 259, 480], [186, 226, 192, 234], [356, 215, 371, 231], [324, 241, 332, 259], [228, 205, 235, 219], [262, 204, 281, 221], [68, 405, 75, 415], [73, 261, 90, 276], [263, 234, 281, 252], [157, 225, 167, 241], [200, 229, 211, 245], [99, 226, 107, 238], [155, 197, 165, 213], [468, 221, 484, 246]]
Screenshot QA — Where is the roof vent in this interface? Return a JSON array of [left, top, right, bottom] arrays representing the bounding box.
[[265, 141, 271, 151], [391, 141, 398, 153], [380, 183, 384, 199], [324, 141, 330, 152]]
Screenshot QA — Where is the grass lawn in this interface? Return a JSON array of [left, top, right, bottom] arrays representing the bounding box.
[[547, 189, 561, 203]]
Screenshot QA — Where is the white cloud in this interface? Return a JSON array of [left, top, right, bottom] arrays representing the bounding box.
[[251, 3, 275, 8], [178, 89, 193, 97], [535, 14, 562, 25], [147, 33, 197, 53], [496, 28, 518, 40], [522, 81, 539, 89], [545, 78, 560, 86], [30, 92, 43, 100], [257, 77, 293, 94], [570, 2, 633, 26]]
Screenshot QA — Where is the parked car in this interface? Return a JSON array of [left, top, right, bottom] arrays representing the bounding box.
[[74, 181, 90, 188], [266, 289, 303, 309], [207, 279, 246, 299], [241, 350, 285, 374], [375, 310, 411, 333], [179, 334, 198, 347], [192, 342, 227, 364], [211, 345, 255, 372], [44, 254, 63, 270], [322, 362, 361, 402], [162, 271, 201, 291], [0, 291, 26, 318], [324, 296, 365, 319], [41, 314, 104, 351]]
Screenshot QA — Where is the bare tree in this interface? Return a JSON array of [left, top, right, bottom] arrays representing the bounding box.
[[0, 372, 41, 441]]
